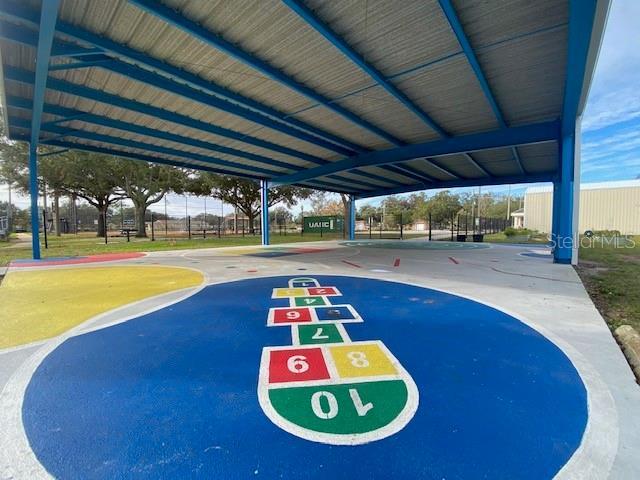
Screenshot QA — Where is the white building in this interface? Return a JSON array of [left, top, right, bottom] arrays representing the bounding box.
[[523, 180, 640, 234]]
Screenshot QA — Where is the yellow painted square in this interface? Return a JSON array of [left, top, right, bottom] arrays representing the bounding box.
[[329, 343, 397, 378], [273, 288, 306, 298]]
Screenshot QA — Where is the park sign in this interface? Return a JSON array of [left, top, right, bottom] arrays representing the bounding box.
[[303, 215, 343, 233]]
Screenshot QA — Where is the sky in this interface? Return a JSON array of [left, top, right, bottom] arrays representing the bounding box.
[[1, 0, 639, 215]]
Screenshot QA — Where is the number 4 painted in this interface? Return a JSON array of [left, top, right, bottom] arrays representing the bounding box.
[[349, 388, 373, 416], [311, 328, 329, 340]]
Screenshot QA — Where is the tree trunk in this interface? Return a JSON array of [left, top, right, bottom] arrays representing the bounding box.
[[340, 194, 349, 238], [135, 205, 148, 238], [97, 205, 107, 237], [53, 193, 61, 236], [248, 212, 256, 234]]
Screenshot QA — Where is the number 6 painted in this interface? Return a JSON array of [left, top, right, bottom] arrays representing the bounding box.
[[287, 355, 309, 373]]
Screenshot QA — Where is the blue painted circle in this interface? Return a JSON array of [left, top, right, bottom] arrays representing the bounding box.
[[23, 276, 587, 479]]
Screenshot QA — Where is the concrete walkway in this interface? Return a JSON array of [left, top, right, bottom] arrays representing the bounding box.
[[0, 240, 638, 479]]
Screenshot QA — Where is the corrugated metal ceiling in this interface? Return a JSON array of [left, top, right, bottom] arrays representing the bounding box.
[[0, 0, 573, 196]]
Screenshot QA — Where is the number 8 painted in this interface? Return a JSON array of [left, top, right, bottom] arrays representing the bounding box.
[[347, 351, 369, 368]]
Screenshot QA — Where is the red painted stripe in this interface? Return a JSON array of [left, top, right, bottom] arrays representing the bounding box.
[[341, 259, 362, 268], [448, 256, 459, 264], [393, 258, 400, 267], [11, 252, 145, 268]]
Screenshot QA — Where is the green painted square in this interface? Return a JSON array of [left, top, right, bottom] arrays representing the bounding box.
[[297, 324, 344, 345], [294, 296, 327, 307]]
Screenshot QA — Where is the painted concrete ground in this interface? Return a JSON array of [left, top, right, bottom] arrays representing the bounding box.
[[1, 240, 639, 479]]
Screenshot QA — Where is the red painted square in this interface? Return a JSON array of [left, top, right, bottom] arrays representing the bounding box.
[[273, 308, 312, 324], [268, 348, 330, 384], [307, 287, 338, 296]]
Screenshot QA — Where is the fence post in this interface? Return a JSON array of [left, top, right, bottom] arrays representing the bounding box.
[[456, 214, 460, 237], [400, 212, 403, 240], [188, 216, 191, 240], [428, 213, 432, 241], [320, 223, 323, 238], [450, 213, 454, 241], [369, 217, 372, 239], [218, 218, 221, 238], [151, 212, 155, 241], [42, 209, 48, 249], [379, 220, 382, 239]]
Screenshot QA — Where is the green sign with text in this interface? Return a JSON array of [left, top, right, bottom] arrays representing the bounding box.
[[303, 216, 343, 233]]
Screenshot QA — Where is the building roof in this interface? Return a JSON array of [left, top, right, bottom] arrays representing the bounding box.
[[526, 179, 640, 194], [0, 0, 610, 199], [511, 208, 524, 216]]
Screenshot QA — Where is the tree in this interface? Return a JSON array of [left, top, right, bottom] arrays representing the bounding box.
[[120, 162, 186, 237], [425, 191, 462, 223], [58, 152, 126, 237], [188, 174, 312, 234], [308, 191, 353, 236]]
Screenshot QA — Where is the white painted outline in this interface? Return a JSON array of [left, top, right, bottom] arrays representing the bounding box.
[[267, 304, 363, 327], [291, 323, 351, 346], [257, 340, 419, 445], [272, 286, 342, 299], [287, 278, 320, 288], [288, 295, 330, 308], [0, 268, 618, 478]]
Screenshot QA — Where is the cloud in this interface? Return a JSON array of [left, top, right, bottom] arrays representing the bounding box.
[[583, 0, 640, 132]]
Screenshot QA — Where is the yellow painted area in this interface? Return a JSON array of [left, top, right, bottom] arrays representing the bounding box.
[[330, 343, 398, 378], [0, 266, 203, 349], [273, 288, 306, 298]]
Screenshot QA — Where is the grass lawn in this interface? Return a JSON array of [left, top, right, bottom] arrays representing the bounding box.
[[483, 232, 550, 244], [576, 235, 640, 331]]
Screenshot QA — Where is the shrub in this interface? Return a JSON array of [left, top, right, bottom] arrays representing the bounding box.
[[504, 227, 534, 237]]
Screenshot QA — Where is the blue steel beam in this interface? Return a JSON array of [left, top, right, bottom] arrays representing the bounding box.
[[36, 138, 260, 177], [348, 195, 356, 240], [260, 181, 270, 246], [1, 17, 467, 192], [7, 95, 301, 173], [271, 120, 559, 185], [283, 0, 495, 178], [304, 179, 359, 195], [3, 65, 326, 166], [438, 0, 525, 175], [282, 0, 446, 137], [554, 0, 600, 264], [28, 0, 60, 259], [356, 173, 555, 200], [129, 0, 403, 147], [5, 64, 398, 188], [424, 158, 460, 179], [10, 116, 282, 178], [0, 1, 367, 156]]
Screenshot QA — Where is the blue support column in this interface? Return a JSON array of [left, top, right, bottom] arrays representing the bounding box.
[[29, 143, 41, 259], [553, 134, 576, 264], [261, 180, 270, 246], [551, 180, 561, 248], [348, 195, 356, 241]]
